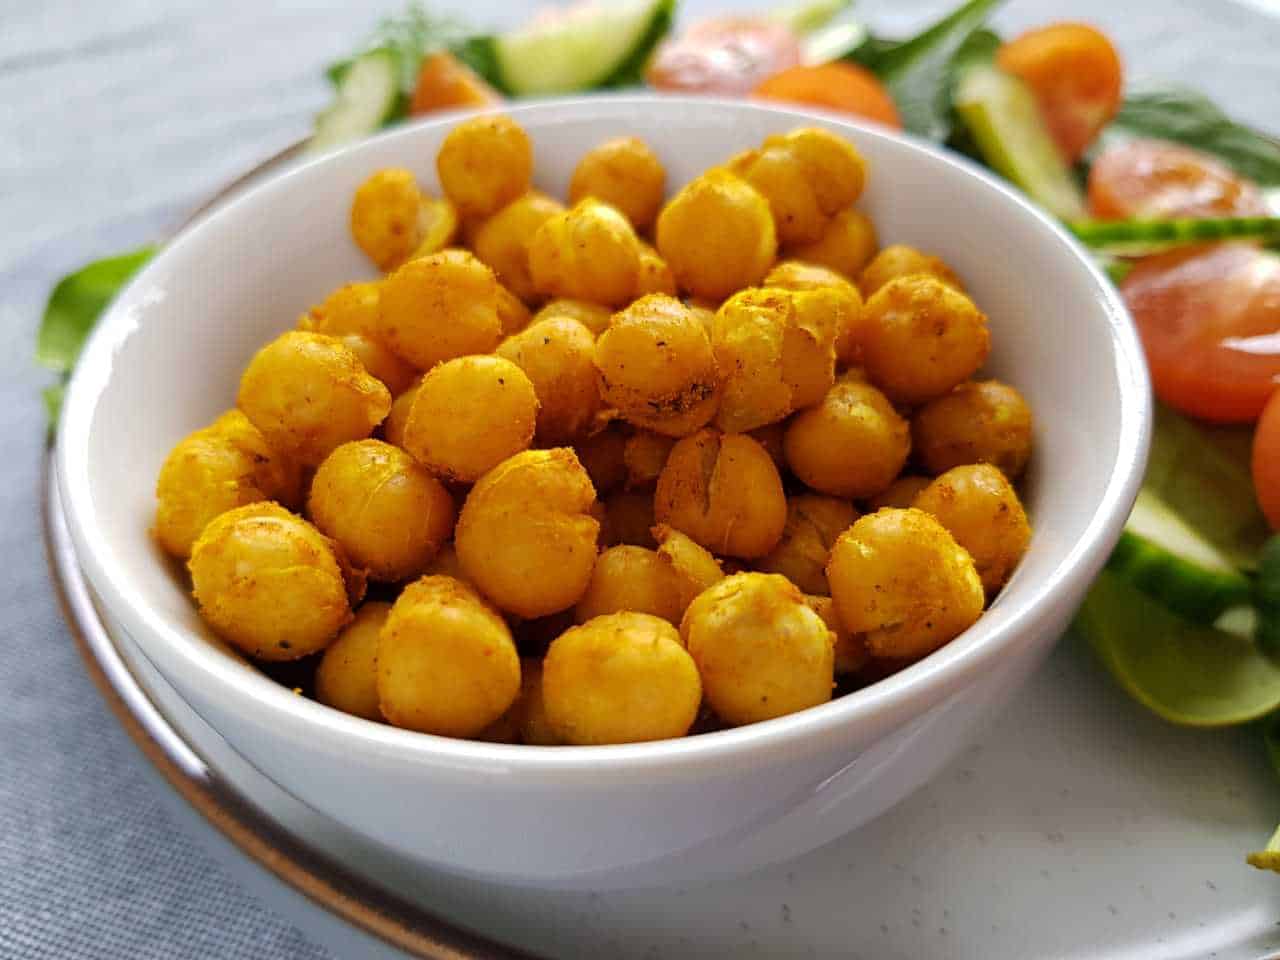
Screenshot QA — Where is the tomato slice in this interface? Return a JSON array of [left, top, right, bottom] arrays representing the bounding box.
[[1088, 139, 1270, 220], [646, 16, 802, 96], [1123, 243, 1280, 423], [1253, 390, 1280, 529], [409, 51, 501, 116], [754, 62, 902, 129]]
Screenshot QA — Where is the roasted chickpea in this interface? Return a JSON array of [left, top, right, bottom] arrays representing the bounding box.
[[481, 658, 561, 745], [912, 380, 1033, 478], [804, 594, 870, 676], [435, 115, 533, 220], [826, 508, 984, 661], [730, 143, 826, 247], [654, 429, 786, 559], [410, 195, 459, 260], [534, 298, 613, 338], [865, 474, 932, 511], [189, 502, 353, 660], [496, 317, 600, 444], [653, 524, 725, 614], [421, 541, 469, 584], [330, 334, 417, 396], [382, 378, 421, 450], [574, 545, 684, 624], [623, 431, 675, 489], [455, 449, 600, 617], [757, 494, 858, 595], [686, 299, 718, 337], [350, 168, 423, 271], [747, 421, 787, 473], [764, 260, 865, 366], [544, 612, 701, 744], [528, 198, 642, 307], [600, 490, 657, 548], [471, 191, 565, 302], [770, 128, 867, 214], [300, 281, 381, 337], [680, 572, 833, 725], [635, 240, 677, 297], [656, 168, 777, 300], [861, 275, 990, 405], [859, 244, 963, 298], [495, 283, 532, 336], [308, 440, 455, 581], [913, 464, 1031, 594], [315, 601, 390, 721], [377, 249, 503, 370], [574, 425, 628, 495], [402, 355, 538, 482], [569, 136, 667, 231], [594, 294, 720, 437], [237, 331, 391, 467], [783, 376, 909, 498], [788, 207, 879, 279], [378, 575, 521, 737]]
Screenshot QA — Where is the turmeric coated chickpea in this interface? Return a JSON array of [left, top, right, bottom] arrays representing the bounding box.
[[298, 283, 416, 392], [653, 524, 725, 614], [315, 601, 391, 721], [496, 317, 600, 444], [528, 198, 642, 307], [471, 191, 565, 302], [859, 244, 964, 298], [757, 494, 858, 595], [435, 114, 533, 220], [382, 378, 422, 450], [622, 430, 675, 489], [865, 474, 932, 511], [804, 594, 870, 676], [788, 207, 879, 280], [635, 240, 677, 297], [569, 136, 667, 231], [349, 168, 424, 271], [747, 421, 787, 473], [730, 143, 827, 247], [409, 195, 459, 260], [599, 490, 657, 548], [495, 283, 532, 336], [764, 260, 865, 367], [573, 425, 628, 496], [534, 298, 613, 338], [911, 380, 1033, 479], [768, 128, 867, 215], [574, 545, 685, 624]]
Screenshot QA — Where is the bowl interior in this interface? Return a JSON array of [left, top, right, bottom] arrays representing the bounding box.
[[58, 96, 1147, 766]]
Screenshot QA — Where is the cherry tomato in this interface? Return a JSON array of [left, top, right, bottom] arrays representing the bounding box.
[[1123, 243, 1280, 423], [1253, 390, 1280, 529], [996, 23, 1123, 161], [646, 16, 802, 96], [754, 62, 902, 129], [1088, 139, 1270, 220]]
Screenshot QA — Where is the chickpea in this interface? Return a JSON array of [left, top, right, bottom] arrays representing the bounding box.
[[382, 378, 422, 450], [471, 191, 565, 302], [496, 317, 600, 444], [533, 298, 612, 338], [402, 356, 538, 482], [297, 285, 415, 392], [654, 429, 786, 559], [861, 275, 990, 405], [826, 508, 984, 661], [600, 490, 657, 548], [680, 572, 834, 726], [574, 425, 627, 496], [409, 195, 459, 260], [653, 524, 725, 614], [350, 168, 423, 271], [865, 474, 932, 511], [237, 331, 391, 467], [495, 283, 532, 336], [623, 431, 675, 489], [378, 249, 503, 370], [481, 657, 561, 745], [764, 260, 865, 367], [912, 380, 1033, 478], [747, 421, 787, 473], [315, 601, 391, 721], [594, 294, 720, 437], [378, 575, 521, 737], [788, 207, 879, 280], [783, 376, 910, 498], [189, 502, 353, 660], [574, 545, 684, 624], [730, 143, 826, 247], [528, 198, 642, 307], [544, 612, 701, 744], [913, 464, 1031, 594], [859, 244, 963, 298], [569, 136, 667, 231], [769, 128, 867, 215], [656, 168, 777, 300], [419, 542, 473, 588], [308, 440, 455, 581], [635, 240, 677, 297], [455, 448, 600, 617], [804, 594, 870, 676], [686, 299, 718, 337], [435, 114, 533, 220], [331, 333, 418, 396], [757, 494, 858, 595]]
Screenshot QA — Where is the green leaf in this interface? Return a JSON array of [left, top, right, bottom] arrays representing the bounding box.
[[36, 246, 155, 374], [42, 383, 64, 427]]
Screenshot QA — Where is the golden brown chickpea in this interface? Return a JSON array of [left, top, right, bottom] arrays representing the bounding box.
[[544, 612, 701, 744], [378, 576, 521, 737], [656, 168, 777, 300], [600, 490, 657, 548], [711, 287, 837, 432], [912, 380, 1033, 479], [731, 143, 826, 247], [382, 378, 422, 450], [189, 502, 353, 660], [435, 115, 533, 220], [420, 542, 470, 585], [757, 494, 858, 595], [859, 244, 964, 298], [764, 260, 865, 367], [209, 410, 306, 507], [409, 195, 459, 260], [496, 317, 600, 444], [788, 207, 879, 279], [315, 601, 391, 721], [297, 284, 414, 392], [308, 440, 455, 581], [329, 333, 417, 396], [495, 283, 532, 336], [623, 430, 675, 489], [653, 524, 725, 614], [377, 249, 504, 370], [783, 376, 909, 498], [913, 464, 1031, 594], [747, 421, 787, 473], [574, 545, 684, 624], [635, 240, 677, 297], [685, 299, 718, 337], [350, 168, 424, 271], [574, 425, 628, 495], [569, 136, 667, 231], [804, 594, 870, 676], [533, 298, 613, 338], [455, 448, 600, 618], [861, 275, 990, 405], [826, 508, 984, 661], [865, 474, 932, 511], [237, 331, 391, 467], [471, 191, 565, 302], [402, 356, 538, 482], [654, 429, 786, 559], [528, 198, 642, 307], [594, 294, 720, 437], [480, 657, 561, 744], [769, 128, 867, 214], [680, 572, 833, 725]]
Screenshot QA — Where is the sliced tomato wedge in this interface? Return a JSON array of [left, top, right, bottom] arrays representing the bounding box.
[[1123, 243, 1280, 423], [645, 16, 801, 96], [1089, 139, 1270, 220], [754, 62, 902, 129], [1253, 390, 1280, 529]]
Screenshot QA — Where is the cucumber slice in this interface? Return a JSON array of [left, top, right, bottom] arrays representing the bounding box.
[[310, 50, 400, 153], [1079, 572, 1280, 728], [1070, 216, 1280, 255], [481, 0, 674, 96], [1109, 489, 1252, 623], [954, 64, 1087, 221], [769, 0, 852, 33]]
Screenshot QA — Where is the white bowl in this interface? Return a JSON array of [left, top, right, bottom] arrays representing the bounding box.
[[57, 96, 1149, 888]]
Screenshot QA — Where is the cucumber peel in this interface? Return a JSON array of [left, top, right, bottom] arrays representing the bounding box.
[[1070, 216, 1280, 255], [310, 50, 400, 153]]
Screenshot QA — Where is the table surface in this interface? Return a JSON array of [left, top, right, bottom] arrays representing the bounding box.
[[2, 1, 1278, 958]]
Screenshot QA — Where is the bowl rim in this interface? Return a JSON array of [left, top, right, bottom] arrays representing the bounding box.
[[56, 94, 1151, 778]]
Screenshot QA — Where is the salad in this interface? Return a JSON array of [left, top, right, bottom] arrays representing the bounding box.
[[37, 0, 1280, 868]]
